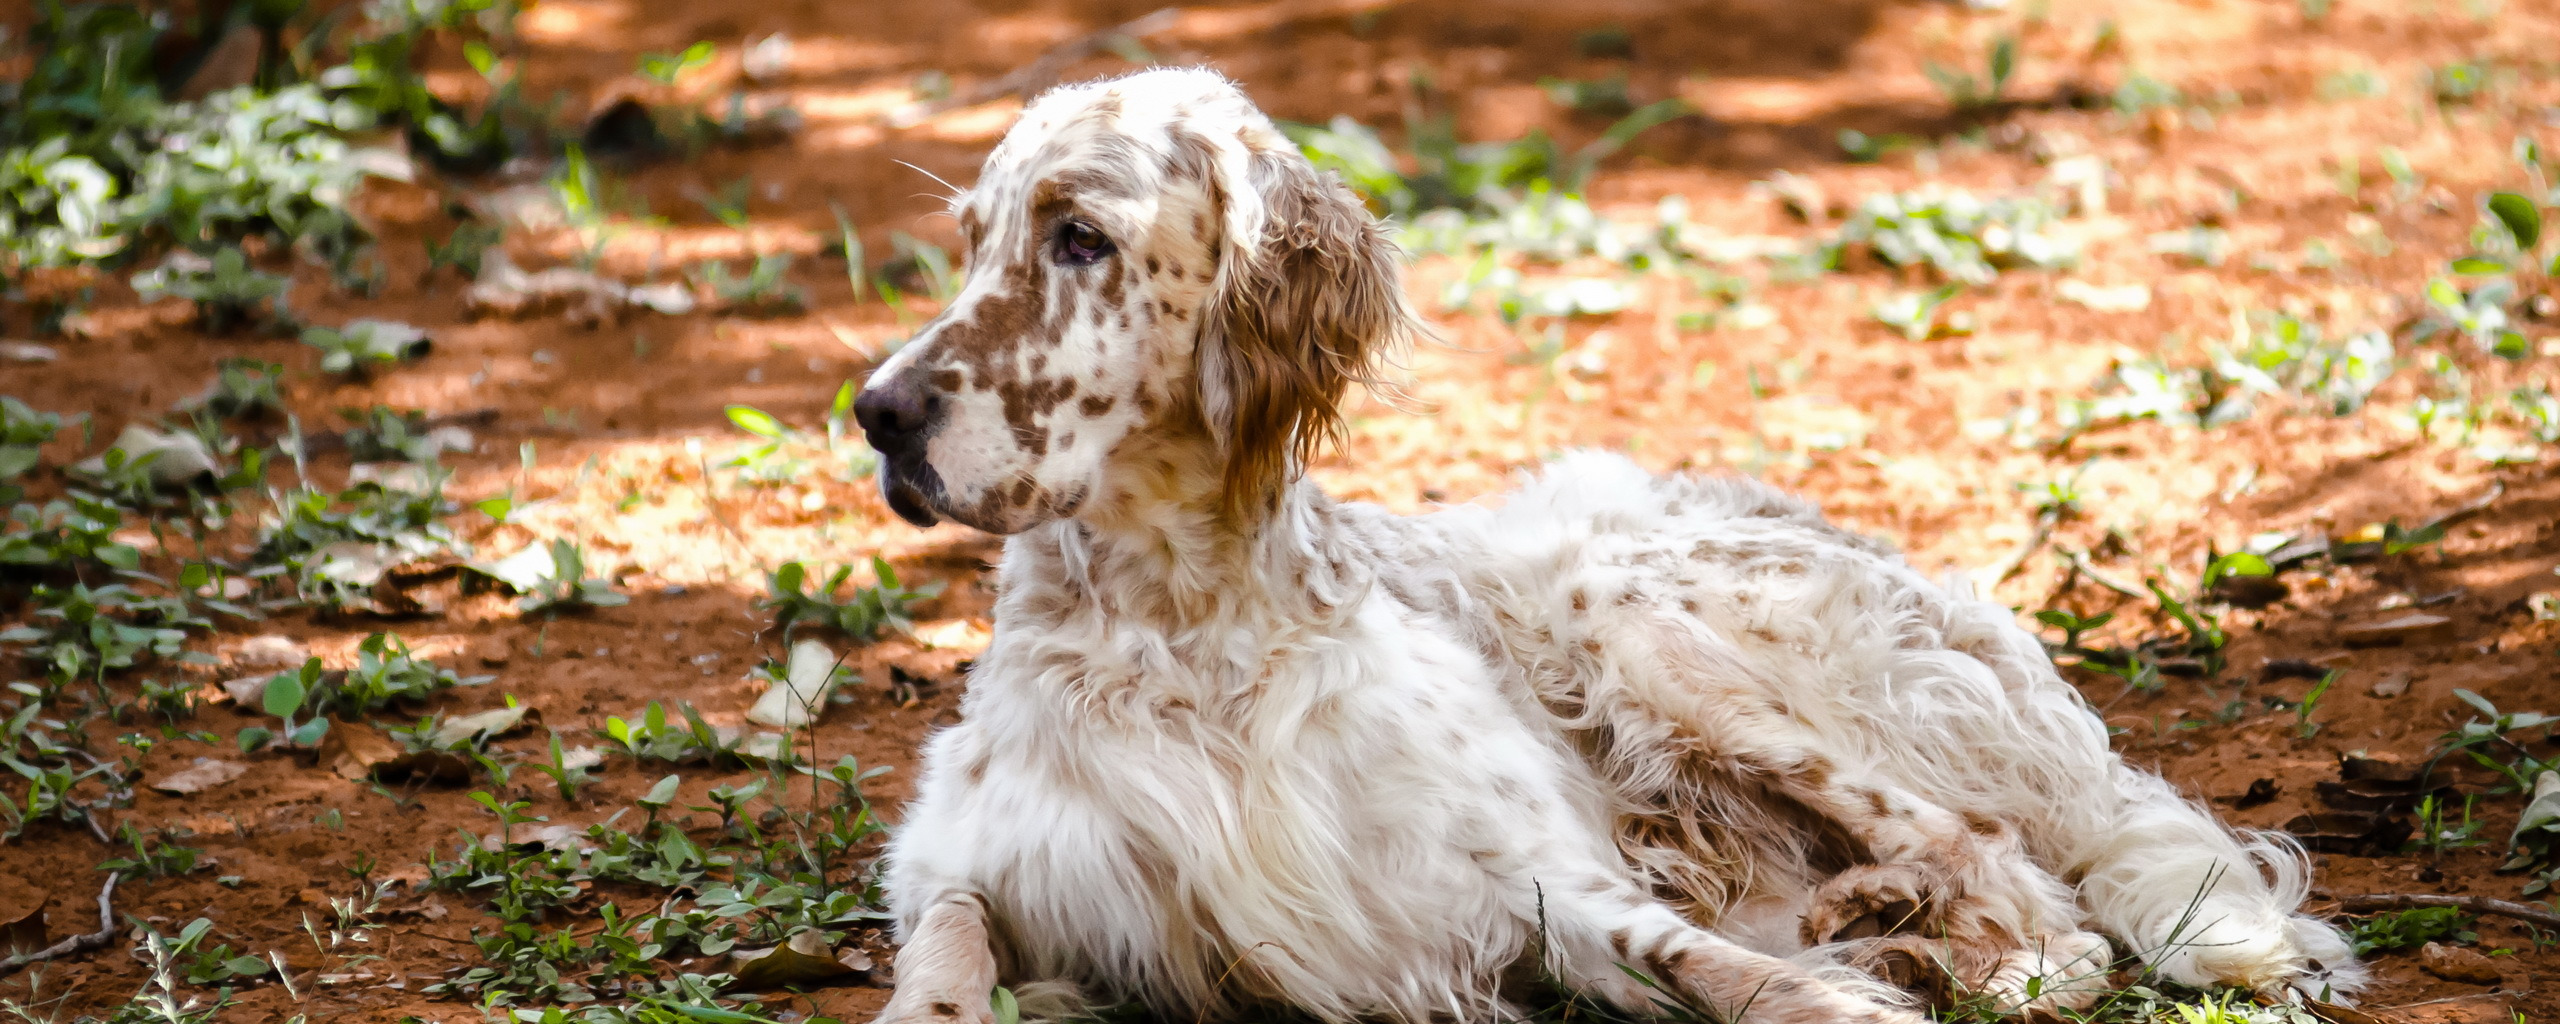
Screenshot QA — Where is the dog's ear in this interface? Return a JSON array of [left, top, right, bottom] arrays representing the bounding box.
[[1196, 127, 1416, 518]]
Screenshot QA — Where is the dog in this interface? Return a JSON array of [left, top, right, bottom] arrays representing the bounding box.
[[850, 67, 2362, 1024]]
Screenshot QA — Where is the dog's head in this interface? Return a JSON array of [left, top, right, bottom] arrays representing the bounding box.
[[854, 68, 1415, 534]]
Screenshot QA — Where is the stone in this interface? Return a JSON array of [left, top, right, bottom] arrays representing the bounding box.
[[2420, 941, 2503, 985]]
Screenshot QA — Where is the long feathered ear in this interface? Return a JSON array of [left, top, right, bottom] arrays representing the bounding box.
[[1195, 125, 1418, 519]]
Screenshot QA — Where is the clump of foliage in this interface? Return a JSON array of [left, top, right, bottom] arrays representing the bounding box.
[[694, 254, 808, 316], [2215, 313, 2397, 416], [721, 382, 876, 485], [761, 557, 939, 643], [254, 474, 464, 606], [2346, 906, 2476, 956], [0, 0, 528, 275], [1285, 93, 1690, 220], [131, 248, 294, 333], [1827, 188, 2077, 285], [302, 318, 431, 375]]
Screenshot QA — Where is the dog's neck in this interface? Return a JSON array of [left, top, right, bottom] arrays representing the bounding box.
[[1007, 441, 1370, 663]]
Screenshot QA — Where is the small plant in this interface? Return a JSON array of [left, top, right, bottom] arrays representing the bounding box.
[[2406, 792, 2486, 854], [237, 658, 333, 751], [509, 539, 629, 614], [2034, 608, 2115, 651], [180, 358, 290, 421], [2438, 690, 2557, 790], [1828, 187, 2077, 285], [100, 823, 204, 878], [1871, 284, 1966, 341], [2289, 670, 2337, 740], [333, 632, 485, 713], [695, 254, 807, 316], [340, 405, 456, 463], [688, 175, 755, 229], [639, 40, 718, 86], [0, 397, 62, 490], [2430, 60, 2492, 104], [602, 701, 750, 766], [254, 475, 462, 607], [1286, 99, 1690, 219], [426, 221, 502, 278], [1540, 75, 1636, 117], [2113, 71, 2185, 114], [1925, 35, 2018, 112], [526, 730, 595, 801], [2347, 906, 2476, 955], [131, 248, 294, 333], [761, 557, 940, 642], [302, 318, 430, 376], [2216, 312, 2397, 416]]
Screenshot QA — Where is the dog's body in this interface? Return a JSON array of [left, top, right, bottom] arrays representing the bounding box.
[[854, 69, 2361, 1024]]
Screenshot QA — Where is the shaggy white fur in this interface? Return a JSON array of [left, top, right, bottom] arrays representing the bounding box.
[[853, 67, 2364, 1024]]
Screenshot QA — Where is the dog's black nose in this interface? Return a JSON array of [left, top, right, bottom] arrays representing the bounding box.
[[854, 373, 940, 455]]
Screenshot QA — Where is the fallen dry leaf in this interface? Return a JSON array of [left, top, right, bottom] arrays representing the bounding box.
[[230, 635, 309, 671], [222, 675, 273, 707], [748, 639, 840, 729], [2338, 612, 2453, 647], [3, 904, 45, 958], [150, 757, 247, 795], [429, 704, 540, 748], [731, 929, 863, 990], [327, 722, 407, 782]]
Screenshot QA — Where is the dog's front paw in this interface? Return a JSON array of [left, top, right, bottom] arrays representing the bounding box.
[[1800, 862, 1943, 946], [873, 994, 995, 1024], [1792, 985, 1932, 1024]]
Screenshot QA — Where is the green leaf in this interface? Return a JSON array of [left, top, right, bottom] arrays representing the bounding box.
[[263, 665, 310, 718], [725, 405, 786, 439], [2488, 191, 2542, 250], [2450, 256, 2509, 275], [992, 986, 1021, 1024], [2203, 551, 2272, 588], [236, 726, 272, 752], [641, 773, 683, 808], [2454, 688, 2501, 719], [1988, 37, 2017, 95]]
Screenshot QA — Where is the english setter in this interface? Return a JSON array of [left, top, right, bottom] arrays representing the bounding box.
[[851, 68, 2361, 1024]]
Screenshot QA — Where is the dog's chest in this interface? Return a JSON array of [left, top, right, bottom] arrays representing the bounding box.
[[892, 599, 1585, 1008]]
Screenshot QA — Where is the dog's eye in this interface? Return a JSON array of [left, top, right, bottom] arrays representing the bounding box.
[[1057, 221, 1113, 266]]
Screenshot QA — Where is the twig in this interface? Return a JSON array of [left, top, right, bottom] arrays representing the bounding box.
[[2058, 547, 2147, 599], [888, 8, 1179, 127], [1979, 514, 2054, 586], [2422, 480, 2503, 532], [0, 872, 119, 977], [2335, 893, 2560, 931]]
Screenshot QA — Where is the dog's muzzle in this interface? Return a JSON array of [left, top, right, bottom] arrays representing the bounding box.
[[854, 373, 946, 528]]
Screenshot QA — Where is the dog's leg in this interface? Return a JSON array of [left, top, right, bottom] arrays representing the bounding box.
[[1535, 876, 1928, 1024], [875, 893, 1000, 1024]]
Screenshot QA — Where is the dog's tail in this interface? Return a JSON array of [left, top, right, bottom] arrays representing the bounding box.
[[2066, 767, 2368, 1001]]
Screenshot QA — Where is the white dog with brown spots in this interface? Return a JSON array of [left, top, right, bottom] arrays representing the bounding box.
[[850, 67, 2362, 1024]]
